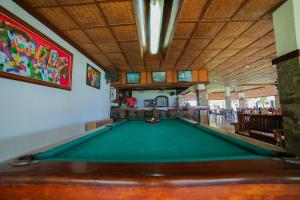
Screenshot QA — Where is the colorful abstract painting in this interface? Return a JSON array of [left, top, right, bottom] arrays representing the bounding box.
[[86, 64, 100, 89], [0, 7, 73, 90], [152, 72, 166, 83], [126, 72, 140, 84], [178, 71, 192, 82]]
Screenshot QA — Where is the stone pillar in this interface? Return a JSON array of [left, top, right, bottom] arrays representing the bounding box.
[[225, 87, 231, 109], [196, 84, 209, 125], [273, 0, 300, 155], [275, 91, 281, 109], [238, 92, 246, 109]]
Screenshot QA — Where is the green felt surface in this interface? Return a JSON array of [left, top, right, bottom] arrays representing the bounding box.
[[35, 119, 277, 163]]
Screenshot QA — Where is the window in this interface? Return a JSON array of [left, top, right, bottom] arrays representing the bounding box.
[[156, 95, 169, 107]]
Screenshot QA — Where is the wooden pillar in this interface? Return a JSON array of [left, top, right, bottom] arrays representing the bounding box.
[[273, 0, 300, 155]]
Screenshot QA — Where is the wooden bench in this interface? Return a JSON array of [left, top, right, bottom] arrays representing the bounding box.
[[232, 114, 284, 147], [85, 118, 114, 131]]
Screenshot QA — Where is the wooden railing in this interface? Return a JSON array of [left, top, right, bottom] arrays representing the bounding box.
[[232, 113, 284, 146], [110, 106, 209, 124]]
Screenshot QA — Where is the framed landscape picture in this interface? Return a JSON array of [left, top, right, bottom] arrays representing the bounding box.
[[86, 64, 100, 89], [152, 71, 166, 83], [177, 71, 192, 82], [126, 72, 140, 84], [0, 7, 73, 90]]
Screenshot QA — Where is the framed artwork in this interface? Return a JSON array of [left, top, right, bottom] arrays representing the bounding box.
[[177, 70, 192, 82], [86, 64, 100, 89], [152, 71, 166, 83], [0, 7, 73, 90], [126, 72, 140, 84], [110, 87, 116, 101]]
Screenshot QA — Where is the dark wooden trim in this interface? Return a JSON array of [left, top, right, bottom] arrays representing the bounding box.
[[30, 0, 131, 8], [0, 6, 73, 91], [0, 72, 72, 91], [272, 49, 300, 65], [112, 81, 209, 89], [1, 159, 300, 180], [12, 0, 108, 72]]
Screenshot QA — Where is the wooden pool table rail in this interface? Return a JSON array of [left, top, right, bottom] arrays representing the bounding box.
[[1, 159, 300, 199], [1, 119, 300, 199]]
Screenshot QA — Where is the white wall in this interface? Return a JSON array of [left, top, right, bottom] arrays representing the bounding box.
[[0, 1, 110, 161], [132, 90, 177, 108], [273, 0, 300, 56]]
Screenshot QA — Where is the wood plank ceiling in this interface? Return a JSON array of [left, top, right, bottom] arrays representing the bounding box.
[[19, 0, 285, 92]]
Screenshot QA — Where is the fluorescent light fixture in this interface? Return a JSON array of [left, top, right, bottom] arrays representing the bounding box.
[[134, 0, 146, 47], [150, 0, 164, 54], [163, 0, 181, 48]]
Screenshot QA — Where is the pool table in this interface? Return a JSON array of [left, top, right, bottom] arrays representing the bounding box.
[[1, 118, 300, 199]]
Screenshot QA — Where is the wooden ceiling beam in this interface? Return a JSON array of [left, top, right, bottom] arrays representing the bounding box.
[[93, 0, 133, 71], [172, 0, 213, 71], [57, 0, 118, 70], [185, 0, 285, 75], [13, 0, 112, 72], [185, 0, 250, 71], [223, 46, 275, 78], [31, 0, 131, 8], [61, 23, 136, 32]]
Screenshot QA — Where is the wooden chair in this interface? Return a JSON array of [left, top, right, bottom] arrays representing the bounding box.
[[153, 109, 160, 118], [187, 108, 195, 120], [144, 110, 153, 118], [128, 110, 137, 120], [168, 109, 177, 118], [159, 110, 168, 118], [137, 110, 145, 119], [119, 110, 126, 119]]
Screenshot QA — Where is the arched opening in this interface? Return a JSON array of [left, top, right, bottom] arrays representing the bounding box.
[[155, 95, 169, 107]]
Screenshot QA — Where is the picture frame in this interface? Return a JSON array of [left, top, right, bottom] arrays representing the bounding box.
[[152, 71, 166, 83], [110, 87, 116, 101], [126, 72, 141, 84], [86, 64, 101, 89], [177, 70, 192, 82], [0, 6, 73, 90]]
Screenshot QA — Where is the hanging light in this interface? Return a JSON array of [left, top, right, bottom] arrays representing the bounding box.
[[133, 0, 183, 56]]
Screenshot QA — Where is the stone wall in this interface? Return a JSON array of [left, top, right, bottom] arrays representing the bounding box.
[[276, 57, 300, 155]]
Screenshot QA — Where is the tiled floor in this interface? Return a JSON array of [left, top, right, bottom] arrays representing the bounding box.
[[208, 114, 236, 133]]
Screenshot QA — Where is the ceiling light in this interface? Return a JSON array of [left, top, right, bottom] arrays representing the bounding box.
[[133, 0, 182, 56], [149, 0, 164, 54], [163, 0, 181, 48], [133, 0, 146, 47]]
